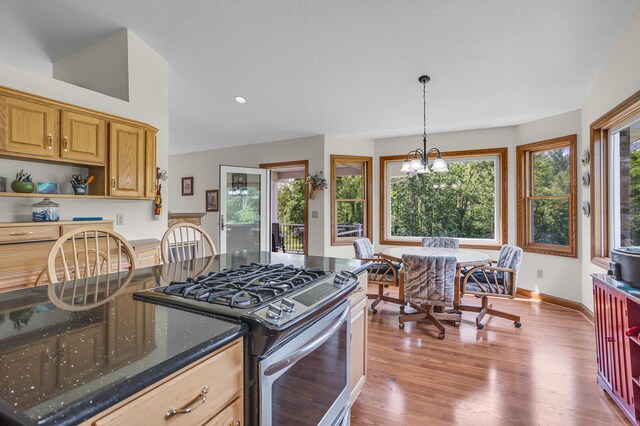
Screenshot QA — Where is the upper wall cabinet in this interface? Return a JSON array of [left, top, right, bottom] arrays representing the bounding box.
[[0, 96, 59, 158], [61, 111, 106, 165], [109, 122, 145, 198]]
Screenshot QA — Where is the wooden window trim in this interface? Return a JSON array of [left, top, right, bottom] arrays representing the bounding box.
[[379, 147, 508, 250], [590, 90, 640, 268], [516, 135, 577, 258], [331, 155, 373, 246]]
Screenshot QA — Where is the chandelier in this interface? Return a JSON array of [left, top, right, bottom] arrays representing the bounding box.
[[400, 75, 448, 175]]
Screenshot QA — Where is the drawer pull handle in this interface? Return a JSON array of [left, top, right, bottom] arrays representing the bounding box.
[[353, 287, 364, 294], [47, 134, 53, 149], [9, 232, 34, 236], [606, 337, 615, 343], [164, 386, 209, 419], [111, 177, 116, 189], [63, 136, 69, 152]]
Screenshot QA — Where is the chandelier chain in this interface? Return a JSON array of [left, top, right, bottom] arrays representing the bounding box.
[[423, 78, 427, 143]]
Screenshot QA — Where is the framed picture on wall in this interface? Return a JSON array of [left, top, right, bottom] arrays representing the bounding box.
[[205, 189, 219, 212], [182, 177, 194, 196]]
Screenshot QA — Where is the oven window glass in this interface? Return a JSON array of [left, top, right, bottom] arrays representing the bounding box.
[[271, 321, 348, 424]]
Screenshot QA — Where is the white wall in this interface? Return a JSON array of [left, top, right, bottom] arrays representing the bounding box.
[[53, 29, 129, 102], [0, 30, 169, 241], [580, 4, 640, 311], [168, 136, 326, 256]]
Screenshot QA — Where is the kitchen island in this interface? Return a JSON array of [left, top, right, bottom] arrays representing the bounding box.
[[0, 251, 370, 426]]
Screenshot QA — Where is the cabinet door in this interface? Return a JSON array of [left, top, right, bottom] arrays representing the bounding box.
[[594, 281, 613, 389], [349, 296, 367, 403], [60, 110, 105, 165], [0, 96, 58, 158], [58, 324, 106, 386], [204, 397, 243, 426], [109, 122, 145, 197], [145, 130, 157, 199]]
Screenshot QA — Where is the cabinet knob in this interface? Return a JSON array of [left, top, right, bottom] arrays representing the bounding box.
[[63, 136, 68, 152], [47, 134, 53, 149], [235, 421, 240, 426]]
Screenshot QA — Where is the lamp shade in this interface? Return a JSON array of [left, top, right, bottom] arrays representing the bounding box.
[[410, 157, 422, 170], [400, 161, 411, 172], [432, 157, 448, 172]]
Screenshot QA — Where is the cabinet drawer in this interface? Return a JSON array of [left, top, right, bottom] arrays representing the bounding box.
[[93, 341, 243, 426], [350, 273, 367, 306], [0, 225, 59, 244], [204, 398, 242, 426], [60, 222, 113, 236]]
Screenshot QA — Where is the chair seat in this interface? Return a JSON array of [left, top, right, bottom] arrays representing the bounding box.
[[463, 270, 506, 294], [368, 261, 401, 283]]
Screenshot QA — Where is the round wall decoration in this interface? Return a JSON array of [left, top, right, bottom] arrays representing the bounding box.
[[583, 201, 591, 217], [582, 149, 590, 166], [582, 170, 590, 187]]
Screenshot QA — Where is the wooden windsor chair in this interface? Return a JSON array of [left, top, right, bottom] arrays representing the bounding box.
[[161, 223, 216, 263]]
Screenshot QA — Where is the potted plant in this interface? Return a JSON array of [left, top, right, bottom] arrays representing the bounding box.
[[305, 172, 327, 200]]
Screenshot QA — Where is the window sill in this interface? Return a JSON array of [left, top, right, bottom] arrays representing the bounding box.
[[591, 256, 610, 270], [379, 238, 503, 251], [522, 245, 577, 258]]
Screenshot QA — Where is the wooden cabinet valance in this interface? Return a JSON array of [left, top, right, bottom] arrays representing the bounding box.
[[0, 86, 157, 200]]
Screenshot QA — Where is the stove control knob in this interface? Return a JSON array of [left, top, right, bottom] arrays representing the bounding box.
[[334, 272, 349, 286], [267, 304, 284, 320], [281, 298, 295, 313]]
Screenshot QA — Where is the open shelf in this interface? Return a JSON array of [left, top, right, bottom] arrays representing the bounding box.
[[0, 192, 152, 201]]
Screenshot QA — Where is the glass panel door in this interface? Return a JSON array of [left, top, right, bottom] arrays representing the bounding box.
[[219, 166, 270, 254]]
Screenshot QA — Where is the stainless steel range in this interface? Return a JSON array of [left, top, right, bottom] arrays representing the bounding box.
[[134, 262, 359, 426]]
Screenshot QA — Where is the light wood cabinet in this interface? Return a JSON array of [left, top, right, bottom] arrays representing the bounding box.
[[145, 130, 157, 198], [61, 110, 106, 165], [349, 272, 368, 404], [0, 220, 113, 292], [109, 122, 145, 198], [87, 340, 243, 426], [0, 96, 58, 158]]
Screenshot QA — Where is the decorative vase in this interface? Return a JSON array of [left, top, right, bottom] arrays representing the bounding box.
[[309, 186, 319, 200], [72, 184, 88, 195], [11, 180, 35, 193]]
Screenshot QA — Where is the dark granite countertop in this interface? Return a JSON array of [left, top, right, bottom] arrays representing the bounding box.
[[0, 251, 369, 425], [592, 273, 640, 302]]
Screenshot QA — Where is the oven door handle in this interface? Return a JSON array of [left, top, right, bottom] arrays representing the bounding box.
[[264, 305, 349, 377]]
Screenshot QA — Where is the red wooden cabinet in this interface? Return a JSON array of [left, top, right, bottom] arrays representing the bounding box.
[[593, 275, 639, 424]]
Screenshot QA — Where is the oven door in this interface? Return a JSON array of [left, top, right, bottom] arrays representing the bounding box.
[[260, 301, 351, 426]]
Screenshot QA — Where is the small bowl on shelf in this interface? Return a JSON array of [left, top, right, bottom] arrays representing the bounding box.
[[11, 180, 35, 193]]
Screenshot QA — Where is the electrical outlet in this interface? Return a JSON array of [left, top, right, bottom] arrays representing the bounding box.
[[116, 214, 124, 226], [536, 269, 543, 279]]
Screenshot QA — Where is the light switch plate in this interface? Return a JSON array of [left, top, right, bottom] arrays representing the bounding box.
[[116, 214, 124, 226], [312, 210, 319, 218]]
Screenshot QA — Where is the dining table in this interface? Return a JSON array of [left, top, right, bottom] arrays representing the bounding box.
[[381, 246, 493, 308]]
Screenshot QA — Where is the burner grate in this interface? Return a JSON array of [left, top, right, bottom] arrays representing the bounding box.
[[155, 263, 329, 308]]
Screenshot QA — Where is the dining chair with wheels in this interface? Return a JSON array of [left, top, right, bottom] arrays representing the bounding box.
[[161, 223, 216, 263], [399, 254, 461, 339], [421, 237, 459, 248], [460, 244, 524, 329], [36, 227, 137, 285], [353, 238, 403, 313]]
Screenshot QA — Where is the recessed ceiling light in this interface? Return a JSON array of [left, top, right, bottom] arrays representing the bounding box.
[[235, 96, 246, 104]]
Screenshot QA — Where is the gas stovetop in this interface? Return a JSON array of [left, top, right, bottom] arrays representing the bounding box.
[[155, 263, 330, 308], [133, 263, 359, 331]]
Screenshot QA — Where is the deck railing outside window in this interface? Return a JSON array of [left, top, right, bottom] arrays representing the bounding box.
[[278, 223, 305, 253]]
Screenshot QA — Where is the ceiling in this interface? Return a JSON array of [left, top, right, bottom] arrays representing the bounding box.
[[0, 0, 638, 155]]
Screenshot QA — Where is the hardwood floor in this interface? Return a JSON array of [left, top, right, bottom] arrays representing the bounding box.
[[351, 287, 629, 426]]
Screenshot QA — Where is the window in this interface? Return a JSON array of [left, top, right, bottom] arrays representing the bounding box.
[[331, 155, 372, 245], [380, 148, 507, 248], [611, 116, 640, 248], [516, 135, 577, 257], [591, 91, 640, 268]]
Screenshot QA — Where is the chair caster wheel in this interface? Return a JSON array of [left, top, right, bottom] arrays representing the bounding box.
[[438, 333, 445, 340], [476, 323, 485, 330], [514, 321, 522, 328], [372, 308, 378, 314], [399, 322, 405, 329]]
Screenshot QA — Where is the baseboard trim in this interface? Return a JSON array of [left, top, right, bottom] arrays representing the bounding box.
[[516, 288, 594, 323]]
